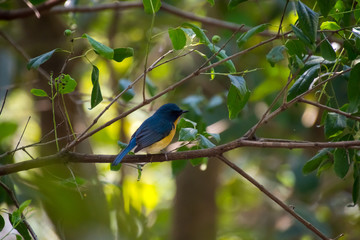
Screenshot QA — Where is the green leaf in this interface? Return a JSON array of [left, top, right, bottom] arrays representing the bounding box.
[[213, 45, 236, 73], [227, 75, 250, 119], [317, 0, 337, 17], [83, 34, 114, 60], [18, 200, 31, 213], [320, 33, 336, 61], [324, 112, 346, 138], [303, 148, 332, 174], [329, 0, 345, 22], [266, 45, 286, 67], [27, 48, 60, 70], [58, 74, 77, 94], [237, 23, 269, 48], [113, 47, 134, 62], [285, 40, 306, 57], [10, 211, 21, 227], [194, 50, 215, 80], [348, 63, 360, 113], [16, 234, 22, 240], [9, 214, 31, 240], [228, 0, 247, 9], [171, 160, 187, 176], [199, 134, 216, 149], [291, 24, 314, 49], [168, 28, 186, 50], [182, 23, 210, 44], [90, 65, 103, 109], [179, 128, 198, 141], [118, 79, 135, 102], [177, 118, 197, 129], [0, 215, 4, 232], [320, 21, 341, 31], [334, 148, 350, 178], [30, 88, 48, 97], [296, 0, 319, 43], [142, 0, 161, 14], [287, 64, 320, 101]]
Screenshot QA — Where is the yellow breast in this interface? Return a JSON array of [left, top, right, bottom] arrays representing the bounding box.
[[143, 116, 181, 154]]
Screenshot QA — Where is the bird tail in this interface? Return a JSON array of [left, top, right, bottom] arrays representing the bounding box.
[[112, 138, 136, 166]]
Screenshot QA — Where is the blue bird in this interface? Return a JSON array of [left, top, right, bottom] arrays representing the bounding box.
[[112, 103, 188, 166]]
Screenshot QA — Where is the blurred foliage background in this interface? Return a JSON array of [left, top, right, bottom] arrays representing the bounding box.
[[0, 0, 360, 239]]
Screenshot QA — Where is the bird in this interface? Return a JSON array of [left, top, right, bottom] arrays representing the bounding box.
[[112, 103, 188, 166]]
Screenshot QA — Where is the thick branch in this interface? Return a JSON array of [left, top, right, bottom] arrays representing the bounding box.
[[1, 138, 359, 176], [0, 0, 65, 20]]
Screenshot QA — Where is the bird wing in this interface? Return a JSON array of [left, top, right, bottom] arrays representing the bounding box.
[[133, 116, 173, 152]]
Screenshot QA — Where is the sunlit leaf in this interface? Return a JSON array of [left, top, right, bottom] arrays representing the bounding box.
[[90, 65, 103, 109], [168, 28, 186, 50], [296, 0, 319, 43], [266, 45, 286, 67], [27, 48, 60, 70], [320, 21, 341, 31], [287, 64, 320, 101], [30, 88, 48, 97], [58, 74, 77, 94]]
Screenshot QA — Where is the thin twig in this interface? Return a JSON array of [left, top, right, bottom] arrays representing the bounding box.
[[65, 163, 83, 200], [0, 181, 38, 240], [217, 155, 332, 240], [298, 98, 360, 122], [0, 89, 8, 116], [12, 116, 31, 157]]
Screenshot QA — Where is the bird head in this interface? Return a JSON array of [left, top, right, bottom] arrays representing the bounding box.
[[154, 103, 188, 121]]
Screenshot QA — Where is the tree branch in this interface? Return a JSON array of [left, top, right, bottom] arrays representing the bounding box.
[[2, 138, 360, 176], [0, 0, 65, 20], [217, 155, 333, 240]]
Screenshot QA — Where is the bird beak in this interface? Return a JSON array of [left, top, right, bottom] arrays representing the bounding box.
[[182, 110, 189, 114]]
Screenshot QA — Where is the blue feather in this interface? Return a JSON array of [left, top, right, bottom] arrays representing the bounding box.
[[112, 138, 137, 166]]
